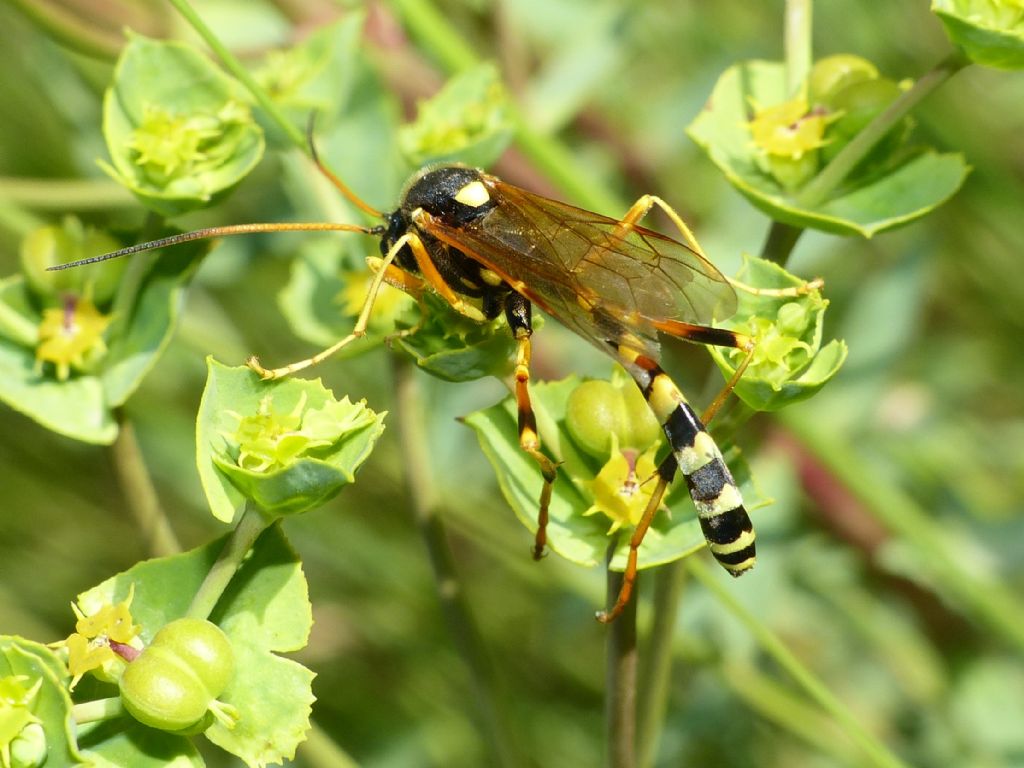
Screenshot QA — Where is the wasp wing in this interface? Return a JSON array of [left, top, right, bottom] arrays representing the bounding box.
[[417, 179, 737, 359]]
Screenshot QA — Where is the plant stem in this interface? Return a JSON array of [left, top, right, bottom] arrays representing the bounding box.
[[186, 508, 272, 620], [300, 723, 361, 768], [605, 541, 638, 768], [392, 357, 521, 768], [72, 696, 124, 724], [386, 0, 628, 214], [387, 0, 478, 73], [759, 221, 804, 265], [785, 0, 813, 95], [687, 558, 911, 768], [636, 562, 686, 768], [0, 178, 135, 211], [165, 0, 307, 150], [110, 409, 181, 557], [797, 51, 969, 208], [781, 410, 1024, 654], [6, 0, 123, 59]]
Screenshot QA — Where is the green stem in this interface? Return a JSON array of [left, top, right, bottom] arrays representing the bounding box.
[[636, 562, 686, 768], [165, 0, 307, 150], [387, 0, 628, 214], [797, 50, 969, 208], [6, 0, 123, 60], [722, 664, 858, 764], [186, 508, 272, 620], [299, 723, 362, 768], [605, 542, 638, 768], [687, 558, 911, 768], [785, 0, 813, 95], [759, 221, 804, 265], [72, 696, 124, 724], [392, 357, 521, 768], [386, 0, 478, 73], [781, 410, 1024, 653], [110, 409, 181, 557], [0, 178, 135, 211]]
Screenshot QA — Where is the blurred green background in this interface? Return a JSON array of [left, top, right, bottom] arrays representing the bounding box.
[[1, 1, 1023, 766]]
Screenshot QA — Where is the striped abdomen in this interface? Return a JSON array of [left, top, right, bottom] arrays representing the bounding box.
[[619, 348, 756, 575]]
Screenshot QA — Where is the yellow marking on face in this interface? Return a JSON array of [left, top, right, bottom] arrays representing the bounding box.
[[694, 484, 744, 519], [479, 268, 504, 286], [454, 180, 490, 208], [710, 528, 756, 555], [647, 375, 686, 421]]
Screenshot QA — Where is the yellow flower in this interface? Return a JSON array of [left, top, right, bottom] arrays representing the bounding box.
[[584, 437, 663, 532], [52, 587, 141, 690], [748, 95, 830, 159], [35, 295, 112, 381]]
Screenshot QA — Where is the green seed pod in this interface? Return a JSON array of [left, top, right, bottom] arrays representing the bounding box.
[[565, 378, 661, 460], [119, 618, 234, 732], [808, 54, 879, 105]]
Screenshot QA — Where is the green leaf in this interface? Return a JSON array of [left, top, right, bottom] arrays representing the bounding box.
[[101, 239, 207, 407], [0, 228, 204, 444], [102, 34, 265, 217], [398, 63, 513, 168], [464, 374, 767, 571], [708, 256, 847, 411], [75, 526, 314, 767], [77, 720, 204, 768], [933, 0, 1024, 70], [0, 332, 116, 444], [0, 637, 85, 767], [395, 292, 518, 383], [196, 359, 386, 522], [687, 60, 969, 237]]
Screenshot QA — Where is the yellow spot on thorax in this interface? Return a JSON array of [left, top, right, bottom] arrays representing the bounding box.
[[454, 180, 490, 207]]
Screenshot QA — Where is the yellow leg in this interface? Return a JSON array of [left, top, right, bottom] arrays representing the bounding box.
[[595, 464, 672, 624], [248, 232, 413, 379], [728, 275, 824, 298], [511, 330, 559, 559], [404, 230, 488, 323]]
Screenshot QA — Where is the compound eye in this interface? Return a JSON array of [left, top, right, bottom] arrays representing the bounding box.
[[453, 180, 490, 208]]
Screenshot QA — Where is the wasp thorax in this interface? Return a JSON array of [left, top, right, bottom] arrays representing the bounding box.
[[401, 165, 495, 225]]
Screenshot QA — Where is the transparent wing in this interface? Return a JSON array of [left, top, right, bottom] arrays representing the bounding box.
[[418, 178, 737, 359]]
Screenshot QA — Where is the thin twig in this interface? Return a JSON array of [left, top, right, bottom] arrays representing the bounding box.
[[605, 541, 638, 768], [392, 356, 521, 768]]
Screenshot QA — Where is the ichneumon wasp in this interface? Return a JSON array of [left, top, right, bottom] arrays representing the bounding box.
[[51, 134, 819, 622]]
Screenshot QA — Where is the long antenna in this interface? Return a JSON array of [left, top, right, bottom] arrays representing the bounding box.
[[46, 222, 381, 271], [307, 114, 382, 218]]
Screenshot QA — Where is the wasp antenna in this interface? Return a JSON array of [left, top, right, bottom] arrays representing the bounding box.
[[306, 112, 383, 219], [46, 222, 377, 271]]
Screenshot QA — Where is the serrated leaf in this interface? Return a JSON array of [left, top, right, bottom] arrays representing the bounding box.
[[0, 637, 85, 767], [75, 527, 314, 768], [102, 34, 264, 217], [687, 60, 969, 237], [197, 359, 385, 522], [464, 375, 768, 571], [933, 0, 1024, 70]]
